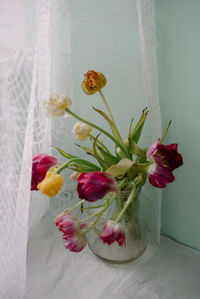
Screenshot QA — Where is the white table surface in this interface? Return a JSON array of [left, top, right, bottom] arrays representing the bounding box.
[[25, 212, 200, 299]]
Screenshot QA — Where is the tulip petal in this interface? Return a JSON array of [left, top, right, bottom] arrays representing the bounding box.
[[146, 139, 160, 159]]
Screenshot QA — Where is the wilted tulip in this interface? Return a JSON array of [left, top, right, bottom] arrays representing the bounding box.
[[44, 94, 72, 118], [81, 70, 106, 95], [147, 139, 183, 188], [100, 220, 125, 246], [37, 171, 64, 197], [72, 122, 92, 141], [77, 171, 117, 202]]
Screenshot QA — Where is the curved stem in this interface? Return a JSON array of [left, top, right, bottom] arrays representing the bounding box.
[[98, 90, 115, 123], [115, 184, 136, 223], [84, 213, 103, 234], [66, 108, 114, 142], [66, 108, 130, 158], [54, 158, 100, 174], [68, 199, 85, 213]]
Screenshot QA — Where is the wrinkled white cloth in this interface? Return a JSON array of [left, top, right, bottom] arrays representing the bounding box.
[[25, 212, 200, 299]]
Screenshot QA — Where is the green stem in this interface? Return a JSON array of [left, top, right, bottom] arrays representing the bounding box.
[[115, 184, 136, 223], [80, 195, 115, 224], [79, 207, 105, 223], [98, 90, 115, 123], [81, 204, 104, 210], [54, 158, 100, 174], [116, 177, 129, 189], [66, 108, 130, 158], [98, 91, 131, 158], [66, 108, 115, 142], [84, 213, 103, 234], [68, 199, 85, 213]]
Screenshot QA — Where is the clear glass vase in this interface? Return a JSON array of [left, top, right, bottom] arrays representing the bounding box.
[[86, 190, 150, 263]]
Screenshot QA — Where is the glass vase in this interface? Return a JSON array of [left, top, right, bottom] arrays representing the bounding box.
[[86, 190, 152, 264]]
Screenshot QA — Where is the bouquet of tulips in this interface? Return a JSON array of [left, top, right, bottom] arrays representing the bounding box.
[[31, 70, 183, 253]]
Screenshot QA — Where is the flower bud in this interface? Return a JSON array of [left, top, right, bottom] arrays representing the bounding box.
[[81, 70, 106, 95], [100, 220, 125, 246], [44, 94, 72, 118], [37, 172, 64, 197], [72, 122, 92, 141]]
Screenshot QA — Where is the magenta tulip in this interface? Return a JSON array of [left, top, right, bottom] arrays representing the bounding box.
[[77, 171, 117, 202], [55, 214, 80, 235], [147, 140, 183, 188], [31, 153, 58, 191], [63, 233, 87, 252], [100, 220, 125, 246]]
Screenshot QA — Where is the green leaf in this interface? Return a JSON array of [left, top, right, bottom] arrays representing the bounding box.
[[96, 144, 119, 165], [89, 134, 111, 154], [134, 171, 147, 189], [131, 107, 148, 143], [76, 142, 108, 170], [106, 158, 134, 178], [128, 118, 134, 139], [51, 145, 76, 159], [128, 137, 146, 159], [159, 120, 172, 144], [75, 144, 93, 155], [92, 134, 109, 170], [93, 106, 130, 157]]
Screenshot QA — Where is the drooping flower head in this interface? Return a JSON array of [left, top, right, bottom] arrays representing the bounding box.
[[54, 212, 87, 253], [44, 94, 72, 118], [63, 232, 87, 253], [37, 171, 64, 197], [77, 171, 117, 202], [72, 122, 92, 141], [100, 220, 125, 246], [147, 139, 183, 188], [31, 154, 58, 191], [55, 213, 80, 234], [81, 70, 106, 95]]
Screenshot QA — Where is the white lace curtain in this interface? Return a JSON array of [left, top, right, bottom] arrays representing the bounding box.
[[0, 0, 161, 298]]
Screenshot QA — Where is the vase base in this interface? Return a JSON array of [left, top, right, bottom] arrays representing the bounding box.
[[88, 238, 147, 264]]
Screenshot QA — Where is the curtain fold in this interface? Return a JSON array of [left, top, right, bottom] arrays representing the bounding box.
[[0, 0, 52, 298], [136, 0, 162, 244], [0, 0, 161, 298]]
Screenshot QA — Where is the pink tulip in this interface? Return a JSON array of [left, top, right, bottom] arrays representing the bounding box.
[[100, 220, 125, 246], [147, 139, 183, 188], [77, 171, 117, 202], [63, 232, 86, 252], [31, 154, 58, 191], [55, 214, 80, 235]]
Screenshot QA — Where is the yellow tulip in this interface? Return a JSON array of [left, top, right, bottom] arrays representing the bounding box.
[[37, 172, 64, 197], [81, 70, 106, 95]]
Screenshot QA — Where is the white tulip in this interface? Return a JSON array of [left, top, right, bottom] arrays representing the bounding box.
[[44, 94, 72, 118], [72, 122, 92, 141]]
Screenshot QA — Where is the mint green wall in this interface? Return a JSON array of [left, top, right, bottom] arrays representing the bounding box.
[[156, 0, 200, 250], [69, 0, 200, 250]]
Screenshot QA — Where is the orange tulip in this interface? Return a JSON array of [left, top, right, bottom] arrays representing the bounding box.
[[81, 70, 106, 95]]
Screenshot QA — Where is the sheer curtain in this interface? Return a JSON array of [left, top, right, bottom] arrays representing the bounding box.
[[0, 0, 161, 298], [0, 1, 52, 298]]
